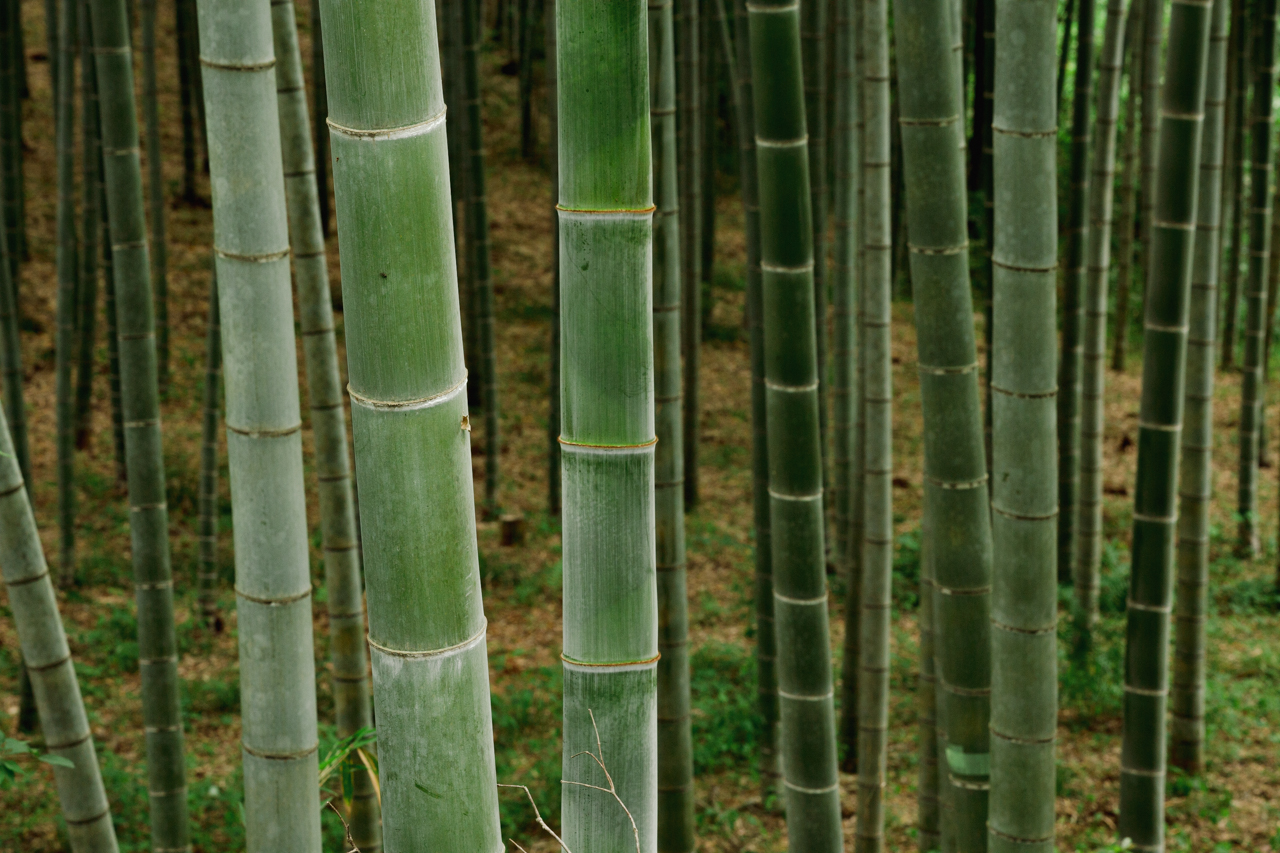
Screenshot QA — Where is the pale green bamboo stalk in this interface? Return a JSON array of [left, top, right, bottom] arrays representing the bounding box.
[[678, 0, 702, 509], [988, 0, 1059, 850], [893, 0, 994, 844], [318, 0, 505, 849], [557, 2, 658, 849], [89, 0, 191, 846], [1076, 0, 1130, 643], [268, 4, 379, 846], [748, 3, 842, 849], [650, 5, 692, 850], [1119, 0, 1213, 847], [196, 272, 220, 625], [140, 0, 168, 395], [55, 0, 77, 588], [195, 1, 320, 849], [1170, 0, 1227, 776], [0, 404, 120, 853], [74, 0, 101, 452], [855, 0, 892, 848]]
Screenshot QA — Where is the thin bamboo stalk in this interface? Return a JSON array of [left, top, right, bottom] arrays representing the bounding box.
[[0, 4, 22, 285], [1112, 0, 1145, 372], [1058, 0, 1077, 107], [1219, 0, 1247, 369], [196, 272, 220, 625], [804, 0, 829, 502], [102, 227, 126, 484], [1119, 0, 1214, 846], [545, 0, 561, 515], [174, 0, 197, 202], [1170, 0, 1227, 776], [988, 0, 1059, 850], [140, 0, 168, 394], [310, 0, 329, 238], [678, 0, 702, 509], [916, 527, 940, 852], [55, 0, 77, 588], [195, 0, 320, 848], [519, 0, 534, 159], [747, 3, 842, 848], [981, 0, 994, 472], [1137, 0, 1163, 314], [74, 0, 101, 452], [0, 140, 28, 492]]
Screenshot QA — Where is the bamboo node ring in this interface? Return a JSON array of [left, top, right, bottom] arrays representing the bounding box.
[[327, 108, 447, 140], [370, 621, 488, 660]]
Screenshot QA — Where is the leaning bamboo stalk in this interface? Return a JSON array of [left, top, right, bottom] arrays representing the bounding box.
[[0, 404, 120, 853], [989, 0, 1060, 850], [318, 0, 507, 848], [267, 3, 380, 846], [1170, 0, 1228, 777], [55, 0, 77, 588], [89, 0, 192, 845], [1119, 0, 1214, 847], [195, 1, 321, 847], [196, 272, 220, 625]]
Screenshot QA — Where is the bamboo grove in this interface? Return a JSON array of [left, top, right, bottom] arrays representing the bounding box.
[[3, 0, 1280, 850]]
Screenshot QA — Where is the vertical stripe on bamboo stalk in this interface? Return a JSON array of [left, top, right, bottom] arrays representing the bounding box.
[[195, 1, 321, 849], [1234, 0, 1275, 557], [55, 0, 77, 588], [88, 0, 192, 847], [1076, 0, 1130, 644], [678, 0, 702, 509], [1218, 0, 1247, 370], [1119, 1, 1213, 848], [0, 405, 120, 853], [557, 2, 658, 850], [197, 274, 220, 624], [989, 0, 1059, 850], [650, 1, 693, 848], [1171, 0, 1227, 776], [140, 0, 168, 394], [75, 0, 101, 452], [1112, 0, 1145, 373], [892, 0, 995, 845], [319, 0, 505, 849], [268, 3, 380, 847], [856, 0, 892, 848], [546, 0, 561, 515], [747, 3, 843, 850]]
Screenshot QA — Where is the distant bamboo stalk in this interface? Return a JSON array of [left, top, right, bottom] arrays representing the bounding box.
[[0, 4, 24, 284], [678, 0, 702, 509], [1112, 0, 1145, 373], [55, 0, 78, 589], [74, 0, 101, 452], [803, 0, 829, 506], [1218, 0, 1247, 370], [1137, 0, 1163, 319], [310, 0, 329, 238], [174, 0, 197, 201], [545, 0, 560, 515], [140, 0, 168, 394], [0, 148, 29, 491], [196, 273, 220, 625]]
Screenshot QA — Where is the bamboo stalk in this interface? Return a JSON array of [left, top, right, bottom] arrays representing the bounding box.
[[102, 225, 126, 484], [678, 0, 702, 509], [140, 0, 168, 394], [988, 0, 1060, 850], [803, 0, 829, 503], [174, 0, 197, 202], [0, 127, 28, 492], [546, 0, 561, 515], [318, 0, 506, 848], [1112, 0, 1146, 373], [1170, 0, 1228, 777], [1119, 0, 1214, 846], [1137, 0, 1163, 317], [0, 4, 22, 286], [196, 272, 220, 625], [747, 3, 842, 849], [268, 2, 380, 846], [1219, 0, 1247, 369], [74, 0, 101, 452], [309, 0, 329, 238], [916, 528, 940, 852], [519, 0, 534, 159], [55, 0, 77, 588], [195, 1, 320, 847]]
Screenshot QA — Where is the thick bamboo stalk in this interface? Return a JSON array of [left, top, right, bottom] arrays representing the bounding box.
[[309, 0, 329, 238], [268, 3, 379, 847], [89, 0, 191, 845], [318, 0, 506, 849], [1075, 0, 1130, 644], [678, 0, 702, 509], [988, 0, 1059, 850], [747, 3, 842, 849], [1234, 0, 1276, 557], [1170, 0, 1227, 776], [1219, 0, 1247, 369], [1112, 0, 1146, 372], [1058, 0, 1098, 587], [0, 405, 120, 853], [651, 5, 693, 850], [855, 0, 892, 849], [546, 0, 561, 515], [893, 0, 995, 844], [55, 0, 77, 588], [195, 1, 320, 848], [196, 273, 220, 625], [74, 1, 101, 452], [1119, 0, 1214, 847], [140, 0, 168, 394]]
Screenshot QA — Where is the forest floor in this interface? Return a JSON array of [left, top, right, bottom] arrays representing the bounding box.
[[2, 3, 1280, 851]]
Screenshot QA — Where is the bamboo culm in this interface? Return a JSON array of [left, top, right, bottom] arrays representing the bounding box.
[[1234, 1, 1276, 557], [195, 0, 321, 848], [1112, 0, 1145, 373], [916, 527, 939, 851], [268, 2, 380, 846], [1137, 0, 1163, 316], [102, 219, 126, 484], [747, 3, 843, 849], [0, 74, 29, 493], [519, 0, 534, 159], [988, 0, 1059, 850], [74, 2, 101, 452], [318, 0, 506, 848], [309, 0, 329, 238], [1075, 0, 1130, 644], [803, 0, 828, 502], [140, 0, 168, 394], [1170, 0, 1228, 776], [174, 0, 197, 202], [196, 273, 220, 625], [0, 404, 120, 853], [678, 0, 702, 509], [545, 0, 561, 515], [89, 0, 191, 844], [893, 0, 996, 845], [55, 0, 77, 588], [1219, 0, 1247, 370], [0, 4, 24, 282], [1119, 1, 1214, 848]]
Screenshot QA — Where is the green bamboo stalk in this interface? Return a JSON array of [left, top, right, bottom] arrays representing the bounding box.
[[1058, 0, 1076, 106], [0, 4, 22, 286], [0, 404, 120, 853], [678, 0, 702, 509], [1112, 0, 1145, 372], [1119, 0, 1213, 847], [916, 529, 940, 852], [0, 155, 28, 492], [74, 0, 101, 452], [194, 1, 319, 848], [981, 0, 995, 472], [1218, 0, 1246, 369], [102, 239, 125, 484], [318, 0, 506, 848], [855, 0, 893, 849], [461, 0, 501, 519], [893, 0, 995, 844], [747, 3, 842, 849], [651, 5, 693, 850], [196, 272, 220, 625], [545, 0, 561, 515], [1170, 0, 1227, 776], [519, 0, 534, 159], [174, 0, 197, 202], [310, 0, 329, 238], [556, 2, 658, 849], [699, 0, 715, 321], [268, 3, 380, 846], [803, 0, 829, 499], [89, 0, 191, 845], [1137, 0, 1163, 312], [140, 0, 168, 395], [1075, 0, 1130, 644], [1234, 0, 1275, 557], [950, 0, 965, 151], [55, 0, 77, 588], [988, 0, 1059, 850]]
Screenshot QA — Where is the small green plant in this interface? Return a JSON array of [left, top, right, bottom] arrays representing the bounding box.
[[0, 737, 74, 788]]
